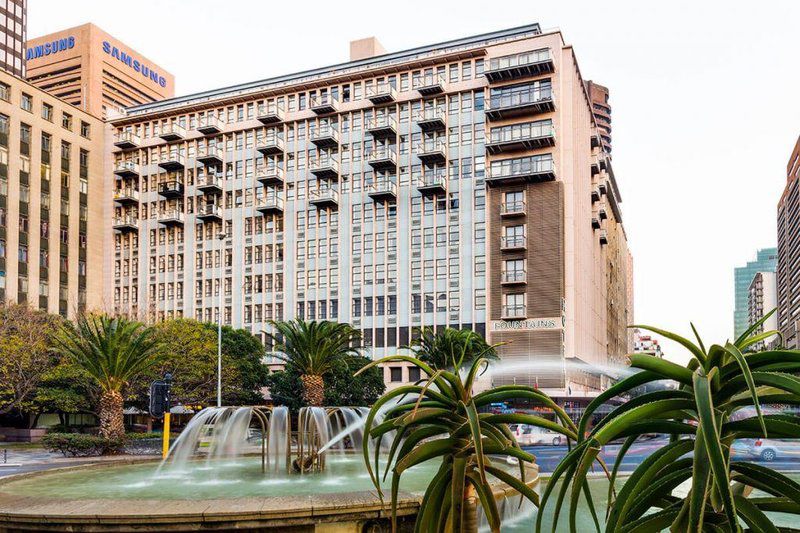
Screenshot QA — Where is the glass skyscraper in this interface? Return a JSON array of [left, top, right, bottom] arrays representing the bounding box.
[[734, 247, 777, 338]]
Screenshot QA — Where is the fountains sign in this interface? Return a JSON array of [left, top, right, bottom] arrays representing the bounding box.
[[490, 316, 564, 332]]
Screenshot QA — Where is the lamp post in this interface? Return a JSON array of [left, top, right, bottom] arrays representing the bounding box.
[[217, 230, 225, 407]]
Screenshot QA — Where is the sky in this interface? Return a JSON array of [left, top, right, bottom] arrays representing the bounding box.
[[29, 0, 800, 364]]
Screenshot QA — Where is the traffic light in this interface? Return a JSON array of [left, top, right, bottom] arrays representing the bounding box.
[[149, 373, 172, 418]]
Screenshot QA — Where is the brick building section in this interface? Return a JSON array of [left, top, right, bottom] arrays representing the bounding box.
[[586, 81, 611, 154]]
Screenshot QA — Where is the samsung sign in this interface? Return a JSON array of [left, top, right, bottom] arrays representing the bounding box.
[[26, 36, 75, 60], [102, 41, 167, 88]]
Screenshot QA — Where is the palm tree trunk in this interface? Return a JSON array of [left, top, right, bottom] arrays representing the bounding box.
[[463, 484, 479, 533], [301, 374, 325, 406], [99, 389, 125, 442]]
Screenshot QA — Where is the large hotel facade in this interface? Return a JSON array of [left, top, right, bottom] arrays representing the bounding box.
[[106, 24, 632, 400]]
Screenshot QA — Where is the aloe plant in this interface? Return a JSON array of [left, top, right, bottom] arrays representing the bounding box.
[[541, 310, 800, 532], [358, 340, 579, 533]]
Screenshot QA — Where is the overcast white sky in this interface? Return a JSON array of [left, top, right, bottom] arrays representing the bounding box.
[[30, 0, 800, 363]]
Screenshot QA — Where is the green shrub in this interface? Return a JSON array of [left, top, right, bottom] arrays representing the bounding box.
[[41, 433, 124, 457], [125, 432, 177, 440]]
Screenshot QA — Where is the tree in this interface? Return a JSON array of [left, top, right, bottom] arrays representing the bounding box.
[[54, 315, 162, 441], [0, 303, 63, 420], [266, 355, 385, 410], [408, 327, 499, 371], [212, 324, 269, 405], [32, 360, 99, 428], [265, 320, 362, 406]]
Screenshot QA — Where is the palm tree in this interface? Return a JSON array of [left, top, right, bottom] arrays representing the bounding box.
[[409, 327, 499, 371], [55, 314, 162, 441], [265, 319, 361, 406]]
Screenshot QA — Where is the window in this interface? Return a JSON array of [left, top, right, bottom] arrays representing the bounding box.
[[503, 259, 525, 283], [80, 121, 91, 139], [62, 113, 73, 130], [20, 93, 32, 112], [408, 367, 421, 382], [42, 103, 53, 122], [502, 225, 525, 248], [503, 191, 525, 214], [503, 293, 525, 318], [389, 367, 403, 382]]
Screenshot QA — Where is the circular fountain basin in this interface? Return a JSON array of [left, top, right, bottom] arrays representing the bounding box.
[[0, 457, 539, 532]]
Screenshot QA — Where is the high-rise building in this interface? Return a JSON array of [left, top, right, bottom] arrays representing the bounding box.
[[734, 247, 777, 339], [106, 24, 632, 401], [586, 81, 611, 154], [25, 23, 174, 119], [777, 135, 800, 348], [0, 0, 26, 77], [0, 69, 104, 317], [747, 271, 777, 350]]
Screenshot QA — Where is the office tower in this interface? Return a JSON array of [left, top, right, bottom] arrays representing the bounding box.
[[734, 247, 777, 339]]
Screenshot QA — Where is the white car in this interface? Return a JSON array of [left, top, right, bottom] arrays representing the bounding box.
[[509, 424, 563, 446]]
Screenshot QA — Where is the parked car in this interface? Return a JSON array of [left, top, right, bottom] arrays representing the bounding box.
[[739, 439, 800, 462], [509, 424, 563, 446]]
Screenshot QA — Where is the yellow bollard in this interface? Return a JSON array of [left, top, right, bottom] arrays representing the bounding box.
[[162, 412, 171, 459]]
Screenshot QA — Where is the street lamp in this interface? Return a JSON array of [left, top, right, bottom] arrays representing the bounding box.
[[217, 230, 225, 407]]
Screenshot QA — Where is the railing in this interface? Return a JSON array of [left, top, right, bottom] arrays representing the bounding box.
[[415, 107, 446, 123], [309, 156, 339, 173], [256, 166, 284, 181], [113, 216, 138, 228], [310, 93, 339, 109], [198, 204, 221, 217], [159, 210, 184, 222], [416, 139, 447, 154], [418, 73, 446, 90], [310, 188, 339, 202], [158, 151, 185, 166], [369, 180, 397, 195], [502, 270, 527, 283], [502, 305, 526, 318], [311, 125, 339, 141], [197, 145, 223, 160], [415, 169, 447, 188], [114, 188, 139, 201], [366, 115, 397, 131], [196, 170, 222, 188], [198, 115, 224, 131], [114, 160, 139, 174], [257, 102, 285, 121], [368, 146, 397, 162], [489, 121, 554, 144], [501, 236, 526, 249], [501, 201, 525, 215], [489, 155, 554, 179], [158, 181, 184, 195], [258, 196, 284, 210], [160, 123, 186, 138], [488, 48, 551, 72], [487, 84, 553, 110], [115, 131, 140, 146]]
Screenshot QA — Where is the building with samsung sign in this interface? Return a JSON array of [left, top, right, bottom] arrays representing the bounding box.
[[24, 23, 173, 119]]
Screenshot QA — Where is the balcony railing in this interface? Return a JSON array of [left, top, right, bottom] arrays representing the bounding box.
[[159, 123, 186, 141], [416, 171, 447, 195], [487, 156, 555, 185], [113, 216, 138, 232], [486, 85, 555, 120], [197, 115, 224, 135], [256, 196, 284, 215], [196, 171, 223, 194], [196, 204, 222, 221], [158, 180, 184, 199], [416, 108, 446, 131], [501, 236, 526, 250], [196, 145, 224, 165], [367, 146, 397, 170], [416, 139, 447, 164], [113, 188, 139, 205], [310, 125, 340, 148], [256, 134, 285, 155], [366, 83, 397, 104], [486, 122, 555, 154], [310, 93, 339, 114], [157, 151, 186, 171], [158, 210, 185, 225], [501, 270, 527, 285], [417, 74, 447, 96], [366, 115, 398, 138], [599, 230, 608, 245], [367, 179, 397, 202], [485, 49, 554, 82], [309, 188, 339, 209], [502, 305, 527, 319], [256, 166, 285, 186], [257, 102, 285, 124], [113, 160, 139, 177], [114, 131, 140, 149], [309, 156, 340, 179], [501, 201, 526, 217]]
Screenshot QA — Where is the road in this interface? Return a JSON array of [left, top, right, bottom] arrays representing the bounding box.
[[524, 437, 800, 474]]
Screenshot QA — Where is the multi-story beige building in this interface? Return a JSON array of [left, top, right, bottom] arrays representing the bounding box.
[[748, 271, 777, 350], [0, 69, 104, 317], [106, 23, 632, 403], [25, 23, 174, 119]]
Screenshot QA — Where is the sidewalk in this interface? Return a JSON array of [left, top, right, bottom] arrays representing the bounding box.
[[0, 444, 160, 478]]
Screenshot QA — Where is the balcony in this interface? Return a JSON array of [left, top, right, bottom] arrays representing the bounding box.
[[417, 74, 447, 96], [599, 230, 608, 245], [487, 156, 555, 186], [598, 182, 608, 196], [366, 83, 397, 104], [486, 124, 556, 155], [196, 145, 224, 165], [159, 123, 186, 142], [113, 160, 139, 178], [485, 49, 554, 82], [502, 305, 527, 320], [598, 203, 608, 220], [416, 171, 447, 196], [310, 125, 340, 149], [158, 151, 185, 171], [256, 134, 285, 155], [367, 180, 397, 202], [158, 180, 184, 199], [256, 196, 284, 215], [197, 115, 224, 135], [113, 216, 138, 233], [501, 236, 527, 251], [501, 270, 527, 285], [158, 210, 185, 226], [196, 171, 223, 194], [486, 87, 555, 121], [257, 102, 285, 124], [309, 156, 340, 179], [114, 131, 140, 149], [592, 216, 601, 229], [256, 166, 285, 186], [197, 203, 222, 222], [591, 188, 600, 203], [310, 93, 339, 115], [416, 108, 446, 132], [113, 188, 139, 205], [367, 146, 397, 170], [416, 139, 447, 165], [366, 115, 397, 138], [309, 188, 339, 209], [500, 201, 526, 217]]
